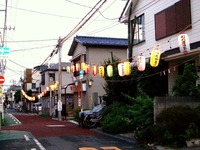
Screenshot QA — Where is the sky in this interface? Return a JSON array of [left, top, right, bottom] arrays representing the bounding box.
[[0, 0, 128, 87]]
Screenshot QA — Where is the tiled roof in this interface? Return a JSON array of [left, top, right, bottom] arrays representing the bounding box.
[[75, 36, 128, 46], [68, 36, 128, 56]]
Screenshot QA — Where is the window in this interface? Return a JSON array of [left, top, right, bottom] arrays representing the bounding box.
[[32, 83, 36, 89], [41, 73, 45, 85], [155, 0, 191, 40], [49, 73, 55, 82], [134, 14, 145, 44]]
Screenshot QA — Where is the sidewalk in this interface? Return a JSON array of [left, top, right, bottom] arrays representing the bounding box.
[[0, 112, 29, 141], [3, 112, 21, 126]]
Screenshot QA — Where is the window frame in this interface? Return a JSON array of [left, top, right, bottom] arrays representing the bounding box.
[[133, 14, 145, 45]]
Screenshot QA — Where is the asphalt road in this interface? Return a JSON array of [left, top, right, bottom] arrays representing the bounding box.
[[0, 109, 146, 150]]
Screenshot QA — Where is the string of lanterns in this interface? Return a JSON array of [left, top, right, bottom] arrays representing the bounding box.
[[21, 81, 59, 101], [66, 33, 190, 78], [21, 33, 191, 100], [21, 90, 35, 101]]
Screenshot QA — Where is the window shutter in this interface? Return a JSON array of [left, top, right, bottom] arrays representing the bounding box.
[[176, 0, 191, 32], [175, 1, 183, 31], [182, 0, 191, 29], [166, 5, 176, 35], [155, 11, 166, 40]]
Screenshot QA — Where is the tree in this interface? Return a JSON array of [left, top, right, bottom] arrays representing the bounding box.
[[14, 90, 21, 103], [103, 55, 168, 105], [103, 56, 137, 105], [172, 63, 200, 96]]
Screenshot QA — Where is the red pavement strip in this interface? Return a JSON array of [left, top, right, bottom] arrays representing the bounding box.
[[2, 114, 102, 138]]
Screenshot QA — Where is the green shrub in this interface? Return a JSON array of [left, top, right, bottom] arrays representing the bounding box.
[[74, 108, 81, 121], [122, 93, 154, 143], [154, 106, 200, 147], [101, 102, 132, 134]]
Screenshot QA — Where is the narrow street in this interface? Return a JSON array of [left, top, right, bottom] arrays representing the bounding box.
[[0, 110, 146, 150]]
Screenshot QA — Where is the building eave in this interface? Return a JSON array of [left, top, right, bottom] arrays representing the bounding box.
[[162, 47, 200, 62], [119, 0, 138, 23]]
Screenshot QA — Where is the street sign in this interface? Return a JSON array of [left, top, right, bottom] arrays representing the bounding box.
[[58, 101, 62, 111], [0, 47, 10, 59], [0, 75, 5, 84], [0, 47, 10, 55]]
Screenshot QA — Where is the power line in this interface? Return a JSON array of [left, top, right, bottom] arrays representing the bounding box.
[[6, 38, 57, 43], [64, 0, 93, 9], [65, 0, 119, 21], [11, 44, 56, 52], [2, 4, 80, 19], [61, 0, 107, 45], [8, 59, 28, 69], [32, 0, 107, 75]]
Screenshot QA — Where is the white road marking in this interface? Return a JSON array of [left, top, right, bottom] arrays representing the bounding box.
[[9, 113, 21, 124], [68, 120, 79, 125], [46, 124, 65, 127], [24, 134, 30, 141], [33, 138, 46, 150]]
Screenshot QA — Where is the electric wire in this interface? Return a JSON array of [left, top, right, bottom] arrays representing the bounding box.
[[61, 0, 107, 45], [30, 0, 107, 76], [11, 44, 56, 52], [6, 38, 57, 43]]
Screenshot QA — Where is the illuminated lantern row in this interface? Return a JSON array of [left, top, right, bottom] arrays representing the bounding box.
[[178, 33, 190, 55], [150, 48, 161, 67], [38, 81, 59, 99], [21, 90, 35, 101], [66, 52, 159, 77], [118, 61, 131, 76]]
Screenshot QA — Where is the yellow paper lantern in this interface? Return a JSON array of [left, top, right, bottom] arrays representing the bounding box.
[[85, 64, 90, 74], [81, 62, 86, 71], [98, 65, 105, 78], [178, 33, 190, 55], [46, 86, 49, 91], [107, 65, 113, 77], [50, 84, 54, 91], [118, 62, 124, 76], [124, 61, 131, 76], [137, 55, 146, 72], [150, 48, 161, 67]]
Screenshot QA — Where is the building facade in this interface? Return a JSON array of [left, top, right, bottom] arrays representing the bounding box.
[[119, 0, 200, 95], [68, 35, 128, 110]]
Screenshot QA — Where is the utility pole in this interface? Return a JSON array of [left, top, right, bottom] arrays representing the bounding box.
[[57, 38, 62, 121]]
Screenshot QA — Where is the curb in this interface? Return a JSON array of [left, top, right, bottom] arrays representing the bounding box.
[[91, 127, 137, 144], [66, 119, 137, 144]]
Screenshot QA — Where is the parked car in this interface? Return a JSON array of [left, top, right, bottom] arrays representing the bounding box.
[[33, 102, 42, 113]]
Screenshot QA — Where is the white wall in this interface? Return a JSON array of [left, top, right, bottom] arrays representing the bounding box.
[[128, 0, 200, 59]]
